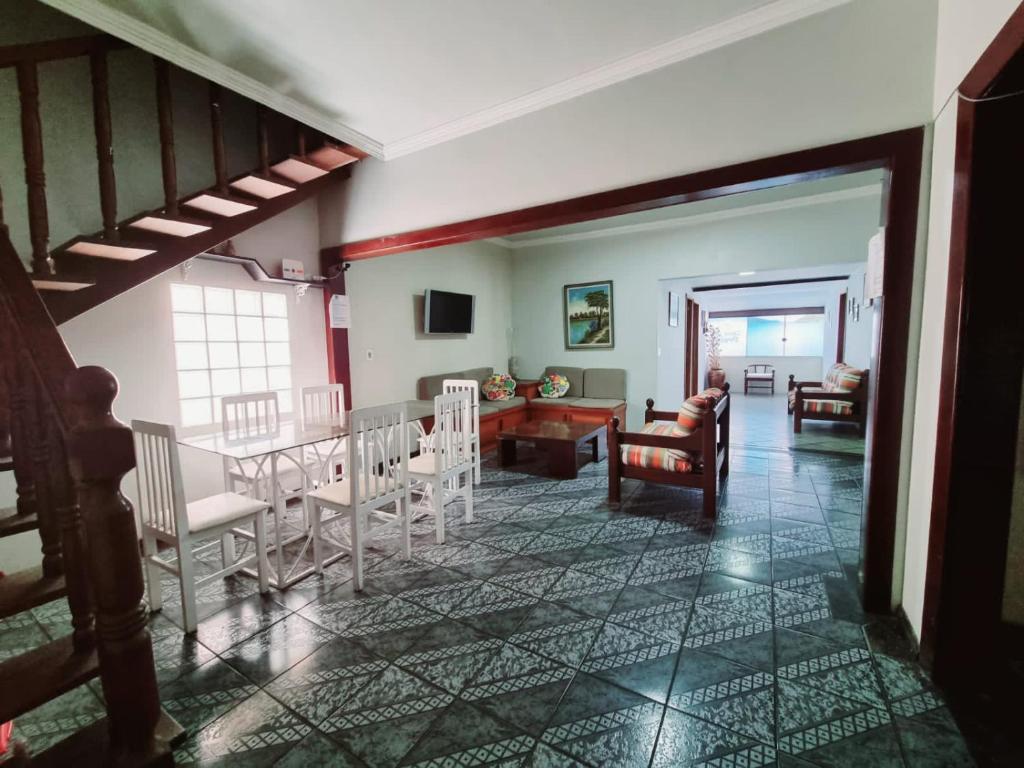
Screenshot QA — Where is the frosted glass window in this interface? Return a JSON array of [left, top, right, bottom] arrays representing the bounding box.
[[747, 317, 785, 356], [180, 398, 212, 428], [235, 290, 262, 316], [204, 287, 234, 315], [264, 317, 289, 342], [236, 316, 264, 342], [207, 342, 239, 369], [175, 342, 208, 370], [177, 370, 211, 399], [266, 342, 290, 366], [241, 367, 268, 393], [171, 283, 203, 313], [239, 342, 266, 367], [210, 369, 241, 396], [710, 318, 746, 357], [263, 293, 287, 317], [708, 310, 825, 358], [206, 314, 237, 341], [785, 315, 824, 356], [170, 283, 294, 427]]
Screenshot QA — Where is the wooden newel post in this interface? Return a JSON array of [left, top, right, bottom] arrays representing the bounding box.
[[65, 366, 162, 754]]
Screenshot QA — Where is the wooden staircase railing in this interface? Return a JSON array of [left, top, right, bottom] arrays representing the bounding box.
[[0, 229, 182, 764], [0, 33, 364, 325]]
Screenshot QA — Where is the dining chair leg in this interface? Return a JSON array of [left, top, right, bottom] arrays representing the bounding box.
[[177, 543, 199, 634], [474, 441, 481, 485], [351, 507, 365, 590], [254, 511, 270, 594], [311, 502, 324, 575], [433, 478, 446, 545], [142, 532, 162, 613], [464, 469, 474, 524], [220, 531, 236, 570], [398, 493, 411, 559]]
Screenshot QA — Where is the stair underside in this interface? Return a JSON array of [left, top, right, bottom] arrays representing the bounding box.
[[0, 566, 65, 621], [0, 507, 37, 538], [0, 634, 99, 724]]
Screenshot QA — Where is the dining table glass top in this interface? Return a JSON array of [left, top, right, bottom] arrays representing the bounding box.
[[176, 416, 350, 459]]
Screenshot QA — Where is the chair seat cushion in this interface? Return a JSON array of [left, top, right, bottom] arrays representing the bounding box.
[[746, 373, 773, 380], [307, 475, 399, 508], [621, 423, 694, 473], [788, 387, 827, 406], [803, 399, 855, 416], [187, 492, 268, 534], [479, 397, 527, 414], [571, 398, 626, 409], [529, 397, 581, 408]]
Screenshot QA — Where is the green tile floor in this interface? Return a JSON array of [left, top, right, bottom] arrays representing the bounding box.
[[1, 395, 975, 766]]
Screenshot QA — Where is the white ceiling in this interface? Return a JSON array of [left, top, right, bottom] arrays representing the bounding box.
[[496, 169, 884, 248], [45, 0, 853, 158]]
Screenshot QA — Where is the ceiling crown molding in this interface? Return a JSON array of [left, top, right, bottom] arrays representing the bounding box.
[[41, 0, 385, 158], [45, 0, 851, 162], [492, 185, 880, 250], [384, 0, 854, 159]]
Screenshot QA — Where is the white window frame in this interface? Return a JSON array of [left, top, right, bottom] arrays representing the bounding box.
[[170, 283, 294, 429]]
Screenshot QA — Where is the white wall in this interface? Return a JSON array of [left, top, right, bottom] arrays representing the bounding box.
[[900, 0, 1020, 641], [511, 194, 882, 430], [842, 263, 875, 370], [325, 0, 935, 244], [345, 240, 512, 408]]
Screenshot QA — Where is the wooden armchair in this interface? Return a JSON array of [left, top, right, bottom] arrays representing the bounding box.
[[744, 363, 775, 394], [788, 368, 869, 436], [608, 386, 730, 517]]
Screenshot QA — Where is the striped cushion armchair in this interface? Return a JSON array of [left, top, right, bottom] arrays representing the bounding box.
[[788, 364, 868, 435]]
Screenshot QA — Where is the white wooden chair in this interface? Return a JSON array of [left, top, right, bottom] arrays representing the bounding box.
[[221, 392, 307, 502], [308, 402, 411, 590], [416, 379, 482, 486], [301, 384, 348, 483], [409, 390, 475, 545], [133, 420, 270, 633]]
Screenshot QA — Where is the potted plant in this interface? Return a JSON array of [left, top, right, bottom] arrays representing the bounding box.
[[705, 324, 726, 388]]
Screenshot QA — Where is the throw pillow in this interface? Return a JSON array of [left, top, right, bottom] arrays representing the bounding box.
[[539, 373, 570, 398], [482, 373, 517, 401]]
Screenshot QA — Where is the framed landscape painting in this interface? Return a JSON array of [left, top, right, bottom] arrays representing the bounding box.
[[564, 280, 614, 349]]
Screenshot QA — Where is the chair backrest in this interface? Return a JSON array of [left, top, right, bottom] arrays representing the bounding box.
[[348, 402, 409, 506], [132, 420, 188, 537], [222, 392, 280, 440], [301, 384, 346, 425], [747, 363, 774, 374], [433, 390, 474, 473]]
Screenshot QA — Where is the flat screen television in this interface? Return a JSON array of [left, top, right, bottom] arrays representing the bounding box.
[[424, 289, 475, 334]]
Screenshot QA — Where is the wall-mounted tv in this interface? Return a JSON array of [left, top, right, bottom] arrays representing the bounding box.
[[424, 289, 475, 334]]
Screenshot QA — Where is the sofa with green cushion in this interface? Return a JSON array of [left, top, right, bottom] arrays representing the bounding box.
[[527, 366, 627, 425]]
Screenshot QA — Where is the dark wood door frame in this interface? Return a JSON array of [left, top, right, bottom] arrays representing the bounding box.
[[919, 5, 1024, 674], [837, 292, 848, 363], [684, 297, 698, 397], [323, 127, 925, 612]]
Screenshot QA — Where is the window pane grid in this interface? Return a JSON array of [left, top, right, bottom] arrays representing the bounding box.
[[171, 284, 293, 428]]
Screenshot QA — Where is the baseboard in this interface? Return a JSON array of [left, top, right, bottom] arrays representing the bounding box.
[[895, 604, 921, 655]]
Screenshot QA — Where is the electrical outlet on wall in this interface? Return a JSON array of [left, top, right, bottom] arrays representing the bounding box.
[[365, 349, 374, 361]]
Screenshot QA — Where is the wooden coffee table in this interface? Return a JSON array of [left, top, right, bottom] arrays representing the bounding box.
[[498, 420, 607, 479]]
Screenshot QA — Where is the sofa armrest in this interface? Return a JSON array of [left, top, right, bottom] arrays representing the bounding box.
[[793, 380, 823, 391]]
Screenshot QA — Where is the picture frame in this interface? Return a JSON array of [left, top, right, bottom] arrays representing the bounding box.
[[563, 280, 614, 349], [668, 291, 680, 327]]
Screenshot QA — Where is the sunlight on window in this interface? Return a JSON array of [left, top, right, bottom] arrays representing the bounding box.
[[708, 312, 824, 357], [170, 283, 293, 427]]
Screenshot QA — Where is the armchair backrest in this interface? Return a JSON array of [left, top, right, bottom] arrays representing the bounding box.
[[824, 364, 866, 393], [746, 363, 774, 374]]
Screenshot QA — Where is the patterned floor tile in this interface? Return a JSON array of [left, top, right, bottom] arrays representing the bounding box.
[[697, 575, 774, 624], [776, 645, 884, 708], [275, 729, 366, 767], [487, 556, 567, 598], [149, 612, 218, 684], [13, 684, 106, 756], [651, 707, 775, 767], [776, 679, 891, 761], [683, 602, 771, 651], [220, 612, 336, 685], [581, 620, 680, 702], [395, 621, 503, 695], [318, 663, 453, 734], [399, 701, 535, 767], [0, 612, 49, 662], [193, 594, 292, 654], [894, 706, 976, 767], [509, 602, 602, 668], [160, 657, 258, 735], [343, 597, 448, 659]]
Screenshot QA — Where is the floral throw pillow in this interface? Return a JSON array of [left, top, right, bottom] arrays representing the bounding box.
[[482, 374, 517, 401], [539, 373, 570, 398]]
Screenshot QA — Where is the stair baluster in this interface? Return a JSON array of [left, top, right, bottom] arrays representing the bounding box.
[[153, 58, 178, 216], [209, 81, 228, 194], [258, 107, 270, 176], [90, 49, 118, 240], [16, 61, 53, 276], [66, 366, 172, 757]]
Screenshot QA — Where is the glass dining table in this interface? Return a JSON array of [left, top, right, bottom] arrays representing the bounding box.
[[175, 400, 434, 590], [177, 415, 350, 589]]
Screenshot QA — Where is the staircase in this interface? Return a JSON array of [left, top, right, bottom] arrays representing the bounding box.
[[4, 35, 364, 326], [0, 31, 365, 765]]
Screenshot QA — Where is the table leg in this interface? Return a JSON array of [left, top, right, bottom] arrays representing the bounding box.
[[270, 454, 284, 587], [548, 441, 578, 479], [499, 437, 517, 467]]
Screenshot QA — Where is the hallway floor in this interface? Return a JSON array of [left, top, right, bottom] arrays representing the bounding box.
[[3, 399, 974, 766]]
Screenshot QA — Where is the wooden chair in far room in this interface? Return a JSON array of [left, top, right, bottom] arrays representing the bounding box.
[[744, 363, 775, 394], [409, 389, 475, 545], [307, 402, 412, 590], [133, 420, 270, 633]]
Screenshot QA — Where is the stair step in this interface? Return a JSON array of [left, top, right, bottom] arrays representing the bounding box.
[[0, 566, 65, 620], [306, 143, 360, 171], [0, 507, 38, 538], [0, 634, 99, 724], [31, 276, 94, 292], [127, 214, 212, 237], [270, 156, 329, 184], [229, 174, 296, 200], [183, 192, 258, 218], [64, 239, 156, 262], [30, 708, 183, 767]]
